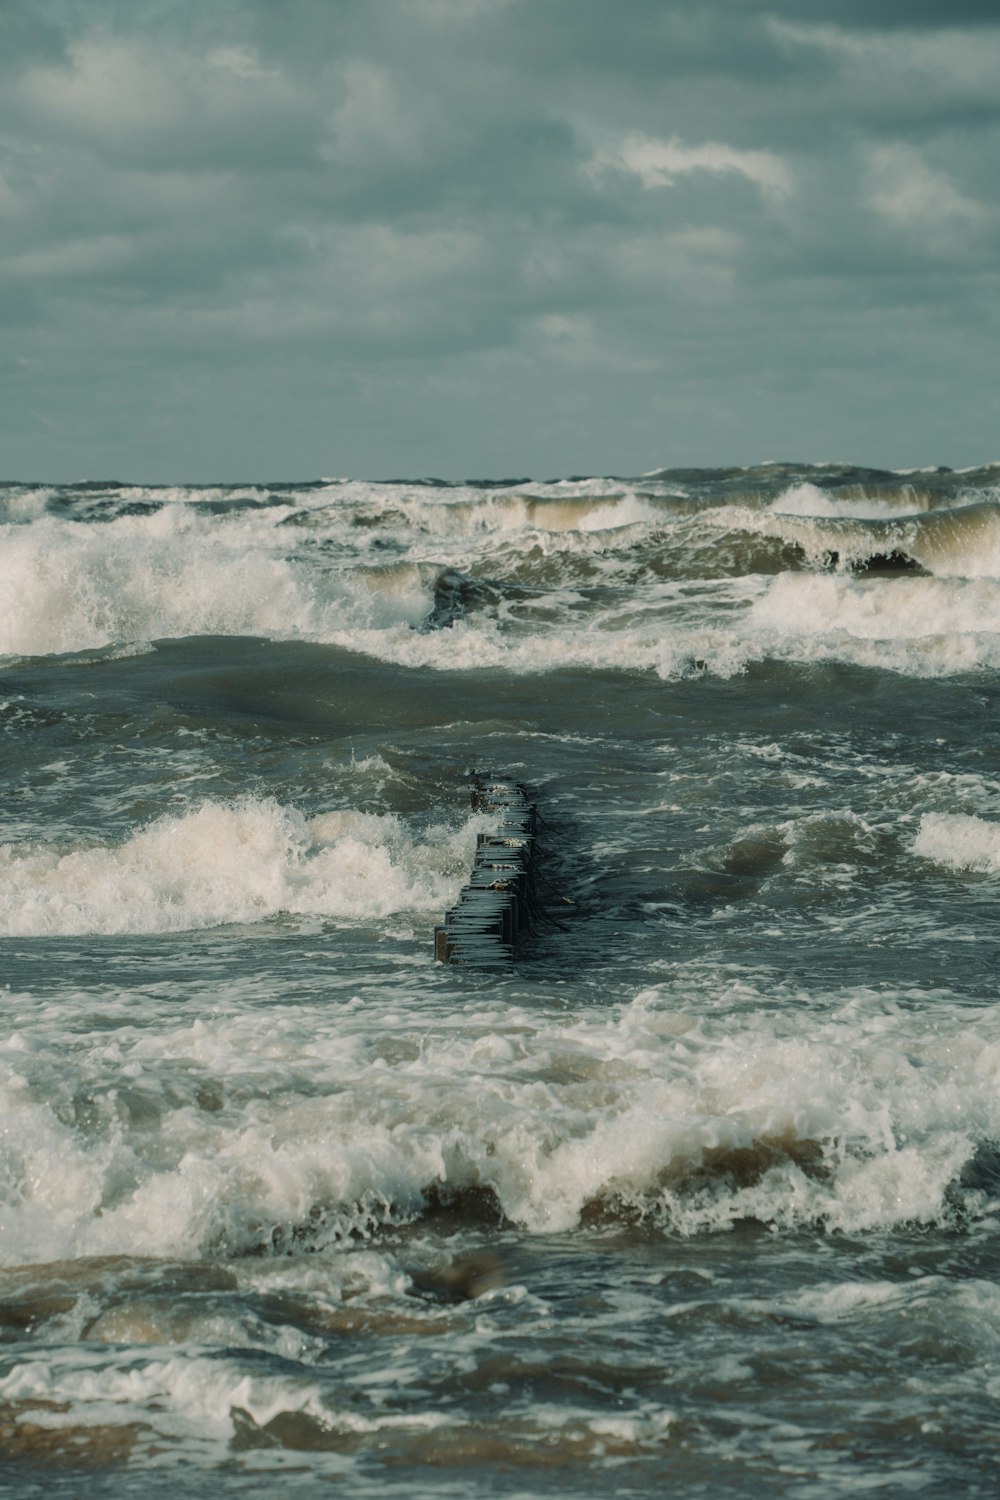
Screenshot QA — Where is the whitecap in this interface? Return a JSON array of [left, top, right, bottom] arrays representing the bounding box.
[[913, 812, 1000, 874], [0, 798, 486, 936]]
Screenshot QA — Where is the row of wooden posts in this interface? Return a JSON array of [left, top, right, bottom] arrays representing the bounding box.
[[434, 772, 538, 967]]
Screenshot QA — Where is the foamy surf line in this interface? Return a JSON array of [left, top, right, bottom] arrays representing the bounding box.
[[2, 988, 999, 1271], [324, 569, 1000, 680], [0, 798, 485, 935]]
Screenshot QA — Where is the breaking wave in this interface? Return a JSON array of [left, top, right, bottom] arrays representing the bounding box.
[[0, 798, 483, 935], [718, 498, 1000, 578], [1, 984, 998, 1270]]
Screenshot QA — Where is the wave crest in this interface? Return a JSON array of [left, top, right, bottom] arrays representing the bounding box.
[[0, 798, 481, 935]]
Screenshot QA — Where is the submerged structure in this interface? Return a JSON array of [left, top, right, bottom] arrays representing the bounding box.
[[434, 772, 539, 967]]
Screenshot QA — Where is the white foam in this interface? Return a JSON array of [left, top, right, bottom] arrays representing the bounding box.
[[575, 493, 665, 531], [746, 573, 1000, 675], [114, 484, 275, 506], [0, 1345, 448, 1462], [769, 482, 931, 520], [302, 561, 1000, 681], [495, 477, 625, 500], [0, 798, 484, 935], [0, 486, 54, 524], [771, 482, 868, 519], [2, 983, 999, 1269], [0, 514, 429, 657], [913, 813, 1000, 874], [359, 487, 661, 537], [5, 485, 1000, 682], [775, 1280, 922, 1322], [738, 498, 1000, 577]]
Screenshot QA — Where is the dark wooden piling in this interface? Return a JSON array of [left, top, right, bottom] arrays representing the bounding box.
[[434, 772, 539, 967]]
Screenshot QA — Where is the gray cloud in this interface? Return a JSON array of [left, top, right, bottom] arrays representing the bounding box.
[[0, 0, 997, 478]]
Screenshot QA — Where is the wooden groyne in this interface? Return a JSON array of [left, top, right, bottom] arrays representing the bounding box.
[[435, 773, 539, 967]]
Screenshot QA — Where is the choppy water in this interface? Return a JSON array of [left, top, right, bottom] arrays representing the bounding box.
[[2, 463, 1000, 1496]]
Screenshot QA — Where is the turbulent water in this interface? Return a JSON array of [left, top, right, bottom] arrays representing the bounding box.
[[2, 462, 1000, 1496]]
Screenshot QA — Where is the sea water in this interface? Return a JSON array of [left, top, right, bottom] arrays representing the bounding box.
[[1, 463, 1000, 1495]]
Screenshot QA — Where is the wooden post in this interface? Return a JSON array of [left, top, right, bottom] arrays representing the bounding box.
[[435, 772, 540, 966]]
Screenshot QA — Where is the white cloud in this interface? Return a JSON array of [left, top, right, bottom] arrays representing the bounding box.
[[320, 61, 420, 169], [591, 133, 794, 203], [536, 312, 590, 341], [20, 38, 182, 134], [767, 18, 1000, 100], [529, 311, 655, 374], [866, 143, 984, 232], [17, 34, 304, 160], [0, 233, 136, 280]]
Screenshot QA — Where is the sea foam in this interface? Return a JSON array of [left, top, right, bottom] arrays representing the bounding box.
[[0, 514, 429, 657], [0, 798, 481, 935], [747, 573, 1000, 675], [913, 812, 1000, 874], [2, 982, 999, 1273]]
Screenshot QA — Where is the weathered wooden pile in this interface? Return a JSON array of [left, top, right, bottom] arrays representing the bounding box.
[[434, 772, 539, 967]]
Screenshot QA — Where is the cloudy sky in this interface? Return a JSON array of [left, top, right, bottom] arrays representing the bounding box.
[[2, 0, 997, 480]]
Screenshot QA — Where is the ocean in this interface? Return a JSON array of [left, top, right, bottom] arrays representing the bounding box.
[[1, 463, 999, 1496]]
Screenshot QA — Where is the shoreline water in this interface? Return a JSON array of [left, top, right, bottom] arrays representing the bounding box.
[[2, 466, 999, 1494]]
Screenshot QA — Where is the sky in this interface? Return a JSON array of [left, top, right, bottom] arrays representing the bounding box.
[[1, 0, 998, 480]]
